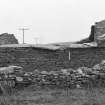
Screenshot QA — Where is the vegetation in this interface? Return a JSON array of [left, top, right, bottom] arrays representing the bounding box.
[[1, 60, 105, 105], [0, 87, 105, 105]]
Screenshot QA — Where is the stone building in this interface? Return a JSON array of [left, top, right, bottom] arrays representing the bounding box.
[[0, 20, 105, 71]]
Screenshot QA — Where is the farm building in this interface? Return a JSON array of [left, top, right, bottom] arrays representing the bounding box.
[[0, 43, 97, 71], [0, 20, 105, 71]]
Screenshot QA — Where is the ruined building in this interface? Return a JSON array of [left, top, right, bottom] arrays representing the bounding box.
[[0, 20, 105, 71], [0, 33, 18, 45]]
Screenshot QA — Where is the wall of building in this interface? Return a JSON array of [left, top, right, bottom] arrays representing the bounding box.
[[70, 47, 105, 69], [0, 47, 70, 71], [0, 47, 105, 71], [91, 20, 105, 46]]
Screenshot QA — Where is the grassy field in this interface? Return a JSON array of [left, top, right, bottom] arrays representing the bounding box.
[[0, 85, 105, 105]]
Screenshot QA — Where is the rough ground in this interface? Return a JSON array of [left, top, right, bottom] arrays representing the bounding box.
[[0, 85, 105, 105]]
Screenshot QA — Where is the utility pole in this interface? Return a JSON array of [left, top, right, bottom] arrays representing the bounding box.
[[19, 28, 29, 44], [35, 37, 40, 45]]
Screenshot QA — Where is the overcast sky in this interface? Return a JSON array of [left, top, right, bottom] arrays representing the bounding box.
[[0, 0, 105, 44]]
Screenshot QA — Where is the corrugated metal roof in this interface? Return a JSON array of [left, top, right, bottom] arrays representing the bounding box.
[[52, 42, 97, 48], [0, 44, 63, 50], [0, 42, 98, 50]]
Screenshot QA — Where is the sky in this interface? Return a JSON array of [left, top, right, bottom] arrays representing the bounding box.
[[0, 0, 105, 44]]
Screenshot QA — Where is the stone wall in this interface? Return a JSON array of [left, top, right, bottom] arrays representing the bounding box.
[[70, 47, 105, 69], [0, 47, 105, 71], [93, 20, 105, 46], [78, 20, 105, 45], [0, 47, 69, 71], [0, 33, 18, 45]]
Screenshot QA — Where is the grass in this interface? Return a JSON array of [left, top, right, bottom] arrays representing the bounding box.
[[0, 85, 105, 105]]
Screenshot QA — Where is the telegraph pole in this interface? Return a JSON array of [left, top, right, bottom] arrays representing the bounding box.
[[19, 28, 29, 44], [35, 37, 40, 45]]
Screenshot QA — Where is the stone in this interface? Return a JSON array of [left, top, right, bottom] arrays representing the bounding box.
[[0, 33, 18, 45]]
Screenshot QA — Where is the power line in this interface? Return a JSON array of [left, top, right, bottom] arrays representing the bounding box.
[[35, 37, 40, 45], [19, 28, 29, 44]]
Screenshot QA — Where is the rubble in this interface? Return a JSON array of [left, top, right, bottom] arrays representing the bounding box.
[[0, 66, 32, 94], [1, 60, 105, 94], [30, 60, 105, 89]]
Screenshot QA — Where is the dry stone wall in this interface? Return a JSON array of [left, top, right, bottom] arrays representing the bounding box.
[[93, 20, 105, 46], [70, 47, 105, 69], [0, 47, 105, 71], [0, 47, 69, 71]]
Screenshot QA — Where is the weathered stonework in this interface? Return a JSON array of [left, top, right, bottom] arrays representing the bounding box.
[[0, 47, 68, 71], [0, 20, 105, 71], [70, 47, 105, 69], [0, 46, 105, 71], [92, 20, 105, 46], [0, 33, 18, 45]]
